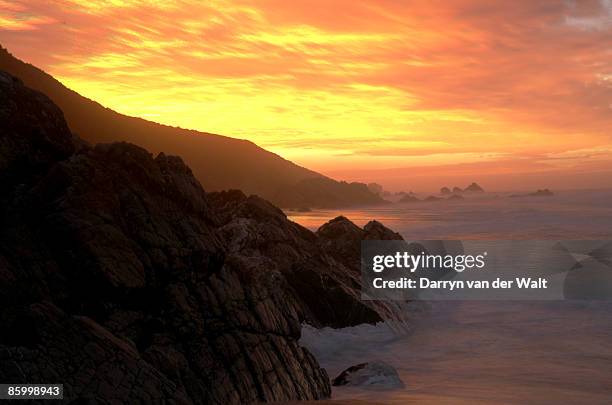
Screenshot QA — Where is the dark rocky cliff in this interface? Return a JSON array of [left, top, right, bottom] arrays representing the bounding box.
[[0, 72, 405, 403]]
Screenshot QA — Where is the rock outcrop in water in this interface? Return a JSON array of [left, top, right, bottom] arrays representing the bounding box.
[[0, 71, 408, 403], [207, 192, 397, 328], [464, 182, 484, 193], [332, 361, 405, 389], [314, 216, 413, 329], [440, 183, 484, 194]]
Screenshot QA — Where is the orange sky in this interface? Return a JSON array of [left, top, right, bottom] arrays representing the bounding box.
[[1, 0, 612, 191]]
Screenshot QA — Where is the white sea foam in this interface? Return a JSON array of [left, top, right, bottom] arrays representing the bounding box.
[[300, 322, 398, 374], [301, 301, 612, 403]]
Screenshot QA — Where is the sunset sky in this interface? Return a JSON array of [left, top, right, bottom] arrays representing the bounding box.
[[1, 0, 612, 190]]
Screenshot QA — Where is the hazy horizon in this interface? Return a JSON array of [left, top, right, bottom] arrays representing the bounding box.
[[2, 0, 612, 191]]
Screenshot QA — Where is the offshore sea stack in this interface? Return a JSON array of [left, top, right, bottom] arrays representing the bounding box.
[[464, 182, 484, 193]]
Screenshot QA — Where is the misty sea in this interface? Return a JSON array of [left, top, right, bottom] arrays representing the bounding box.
[[291, 189, 612, 404]]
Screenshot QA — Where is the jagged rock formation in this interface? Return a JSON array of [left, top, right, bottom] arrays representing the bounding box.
[[316, 216, 402, 268], [314, 217, 412, 330], [464, 182, 484, 193], [440, 183, 483, 194], [425, 195, 443, 202], [209, 196, 405, 328], [0, 72, 407, 403], [0, 72, 329, 403], [0, 46, 382, 210]]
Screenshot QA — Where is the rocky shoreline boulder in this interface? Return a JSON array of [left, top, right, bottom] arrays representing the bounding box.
[[208, 195, 406, 328], [332, 361, 405, 389]]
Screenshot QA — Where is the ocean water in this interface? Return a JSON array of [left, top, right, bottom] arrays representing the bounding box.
[[301, 301, 612, 404], [287, 189, 612, 240], [293, 189, 612, 404]]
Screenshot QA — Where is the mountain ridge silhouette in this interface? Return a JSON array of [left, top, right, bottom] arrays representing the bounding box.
[[0, 45, 383, 208]]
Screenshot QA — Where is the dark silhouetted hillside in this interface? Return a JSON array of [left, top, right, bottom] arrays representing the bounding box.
[[273, 177, 386, 209], [0, 46, 382, 209]]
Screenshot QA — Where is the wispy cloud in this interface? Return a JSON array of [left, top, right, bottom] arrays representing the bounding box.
[[1, 0, 611, 189]]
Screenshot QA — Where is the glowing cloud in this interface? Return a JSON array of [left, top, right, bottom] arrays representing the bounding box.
[[1, 0, 611, 190]]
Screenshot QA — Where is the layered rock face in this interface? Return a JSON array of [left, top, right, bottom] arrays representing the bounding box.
[[208, 193, 404, 328], [0, 72, 407, 403], [0, 72, 330, 403]]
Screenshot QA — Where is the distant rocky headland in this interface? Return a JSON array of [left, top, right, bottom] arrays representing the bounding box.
[[274, 177, 388, 209], [0, 45, 382, 210], [0, 71, 405, 403]]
